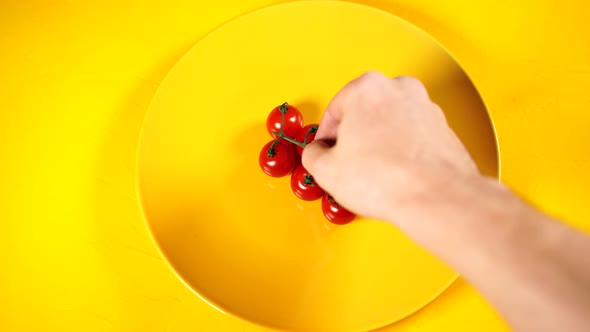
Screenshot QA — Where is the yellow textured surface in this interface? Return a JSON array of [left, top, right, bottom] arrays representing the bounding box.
[[1, 0, 589, 331]]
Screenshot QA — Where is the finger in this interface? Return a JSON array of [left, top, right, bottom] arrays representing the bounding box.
[[301, 140, 336, 188], [391, 76, 430, 101], [430, 102, 448, 123], [316, 71, 389, 141], [392, 76, 443, 121], [314, 108, 340, 142], [315, 86, 354, 141]]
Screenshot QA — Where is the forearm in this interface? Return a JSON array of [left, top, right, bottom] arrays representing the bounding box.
[[390, 175, 590, 331]]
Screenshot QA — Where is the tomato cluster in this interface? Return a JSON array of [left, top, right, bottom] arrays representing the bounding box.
[[259, 102, 355, 225]]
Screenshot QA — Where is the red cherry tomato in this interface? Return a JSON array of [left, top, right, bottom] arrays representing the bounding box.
[[290, 165, 325, 201], [295, 124, 318, 155], [321, 194, 355, 225], [266, 102, 304, 138], [259, 139, 298, 177]]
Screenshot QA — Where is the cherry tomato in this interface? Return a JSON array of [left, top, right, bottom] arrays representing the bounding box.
[[290, 165, 325, 201], [266, 102, 304, 138], [321, 194, 355, 225], [259, 139, 298, 177], [295, 124, 318, 155]]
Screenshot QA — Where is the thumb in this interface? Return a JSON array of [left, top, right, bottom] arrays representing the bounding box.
[[302, 140, 335, 185]]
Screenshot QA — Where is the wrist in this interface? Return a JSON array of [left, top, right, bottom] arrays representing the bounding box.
[[384, 169, 488, 230], [385, 170, 531, 265]]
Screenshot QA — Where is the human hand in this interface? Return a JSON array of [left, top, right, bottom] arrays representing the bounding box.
[[302, 71, 478, 223], [303, 72, 590, 332]]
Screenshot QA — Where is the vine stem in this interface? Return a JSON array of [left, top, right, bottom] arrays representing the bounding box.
[[278, 102, 288, 137], [270, 102, 318, 152], [274, 133, 306, 148]]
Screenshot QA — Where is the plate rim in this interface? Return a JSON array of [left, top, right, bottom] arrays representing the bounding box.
[[135, 1, 500, 331]]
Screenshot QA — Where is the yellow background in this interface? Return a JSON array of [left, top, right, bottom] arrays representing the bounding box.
[[1, 0, 589, 331]]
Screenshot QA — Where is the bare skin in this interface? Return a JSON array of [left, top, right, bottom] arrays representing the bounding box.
[[302, 71, 590, 332]]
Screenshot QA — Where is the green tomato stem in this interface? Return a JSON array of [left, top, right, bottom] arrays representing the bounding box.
[[279, 106, 285, 137], [267, 137, 281, 158], [279, 102, 289, 114], [303, 125, 318, 144], [303, 174, 316, 187], [277, 134, 306, 148]]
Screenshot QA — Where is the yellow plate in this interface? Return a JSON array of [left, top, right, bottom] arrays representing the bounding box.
[[137, 1, 498, 331]]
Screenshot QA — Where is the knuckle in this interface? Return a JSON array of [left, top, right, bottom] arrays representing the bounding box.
[[430, 102, 448, 121], [394, 75, 423, 88], [393, 76, 429, 98], [354, 71, 389, 98], [358, 71, 388, 84], [431, 102, 443, 113]]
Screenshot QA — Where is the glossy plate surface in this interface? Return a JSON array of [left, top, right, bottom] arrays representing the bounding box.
[[137, 1, 499, 331]]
